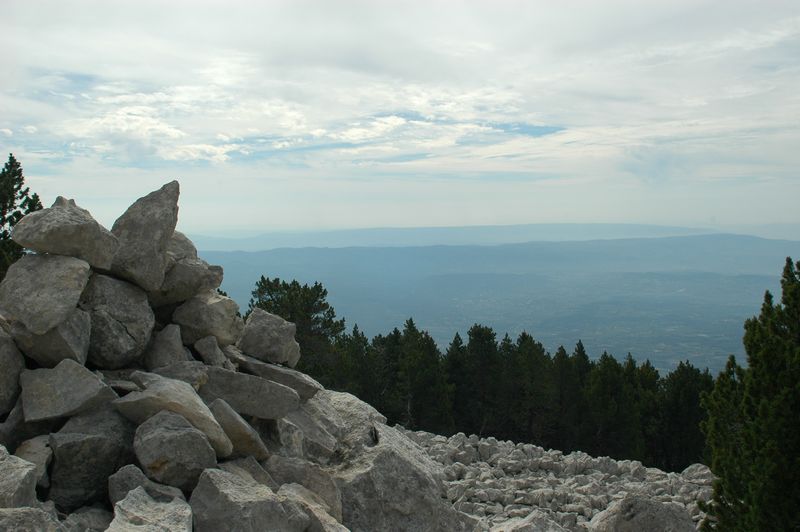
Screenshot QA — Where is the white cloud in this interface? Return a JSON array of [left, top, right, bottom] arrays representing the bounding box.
[[0, 128, 12, 137]]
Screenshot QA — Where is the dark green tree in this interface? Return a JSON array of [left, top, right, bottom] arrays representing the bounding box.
[[702, 257, 800, 530], [248, 276, 345, 380], [659, 361, 712, 472], [0, 153, 42, 280]]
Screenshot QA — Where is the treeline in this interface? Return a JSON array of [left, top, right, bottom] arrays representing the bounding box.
[[249, 276, 713, 473]]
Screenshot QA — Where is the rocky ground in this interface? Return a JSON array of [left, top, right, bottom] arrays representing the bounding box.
[[0, 181, 714, 531]]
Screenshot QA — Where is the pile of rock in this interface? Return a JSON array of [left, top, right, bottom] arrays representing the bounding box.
[[0, 183, 475, 531], [404, 430, 714, 531]]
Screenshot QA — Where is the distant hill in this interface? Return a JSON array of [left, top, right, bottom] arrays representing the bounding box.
[[202, 233, 800, 373], [190, 223, 712, 251]]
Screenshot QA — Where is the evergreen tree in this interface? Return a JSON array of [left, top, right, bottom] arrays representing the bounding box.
[[445, 333, 471, 431], [0, 153, 42, 280], [702, 257, 800, 530], [659, 361, 712, 471], [248, 276, 345, 381]]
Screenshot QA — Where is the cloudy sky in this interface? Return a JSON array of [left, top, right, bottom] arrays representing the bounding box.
[[3, 0, 799, 235]]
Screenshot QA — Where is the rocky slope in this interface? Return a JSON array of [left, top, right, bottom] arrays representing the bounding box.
[[0, 182, 712, 531]]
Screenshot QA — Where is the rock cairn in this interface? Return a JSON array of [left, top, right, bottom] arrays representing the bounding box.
[[0, 182, 476, 532], [404, 430, 714, 531]]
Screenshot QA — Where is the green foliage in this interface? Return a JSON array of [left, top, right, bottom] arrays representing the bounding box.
[[0, 153, 43, 279], [702, 258, 800, 530]]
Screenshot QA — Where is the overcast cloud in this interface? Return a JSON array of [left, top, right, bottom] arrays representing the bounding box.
[[2, 0, 799, 234]]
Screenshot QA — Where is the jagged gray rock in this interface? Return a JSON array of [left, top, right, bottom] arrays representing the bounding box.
[[490, 510, 567, 531], [0, 330, 24, 415], [237, 308, 301, 368], [190, 468, 308, 532], [14, 435, 52, 489], [194, 335, 232, 368], [229, 348, 323, 401], [0, 398, 61, 453], [0, 254, 90, 335], [198, 366, 300, 420], [588, 494, 695, 531], [219, 456, 278, 491], [107, 486, 192, 532], [0, 445, 38, 508], [20, 359, 117, 422], [134, 410, 217, 492], [79, 274, 155, 369], [12, 196, 119, 270], [110, 181, 179, 292], [209, 399, 270, 460], [48, 406, 135, 512], [153, 360, 209, 390], [108, 464, 185, 506], [278, 483, 348, 532], [11, 308, 91, 368], [143, 324, 190, 370], [173, 290, 244, 346], [113, 371, 232, 458], [62, 506, 114, 532], [150, 257, 223, 308], [265, 455, 343, 523], [0, 507, 63, 531]]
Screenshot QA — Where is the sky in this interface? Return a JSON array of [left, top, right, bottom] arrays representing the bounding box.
[[2, 0, 799, 235]]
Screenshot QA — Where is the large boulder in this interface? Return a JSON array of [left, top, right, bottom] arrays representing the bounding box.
[[198, 366, 300, 420], [133, 410, 217, 492], [0, 507, 63, 531], [108, 464, 185, 506], [209, 399, 270, 460], [10, 308, 91, 368], [265, 455, 342, 522], [20, 359, 117, 422], [48, 406, 136, 512], [113, 371, 232, 457], [229, 348, 323, 401], [490, 510, 567, 531], [110, 181, 179, 292], [149, 257, 223, 308], [237, 308, 301, 368], [12, 196, 119, 270], [0, 254, 90, 335], [143, 324, 190, 371], [588, 494, 695, 532], [0, 399, 62, 453], [0, 330, 24, 415], [173, 290, 244, 346], [194, 335, 233, 368], [108, 486, 192, 532], [189, 468, 308, 532], [62, 506, 114, 532], [79, 274, 155, 369], [0, 445, 37, 508], [278, 483, 348, 532]]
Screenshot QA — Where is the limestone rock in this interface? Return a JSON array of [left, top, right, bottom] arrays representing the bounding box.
[[218, 456, 278, 491], [20, 359, 117, 422], [108, 486, 192, 532], [198, 366, 300, 420], [237, 308, 301, 368], [149, 257, 224, 308], [113, 371, 232, 457], [490, 510, 567, 531], [110, 181, 179, 292], [278, 483, 348, 532], [48, 406, 136, 512], [79, 274, 155, 369], [209, 399, 270, 460], [153, 361, 209, 390], [166, 231, 197, 265], [265, 455, 342, 522], [0, 330, 24, 415], [108, 464, 185, 506], [190, 468, 308, 532], [173, 290, 243, 346], [14, 435, 52, 489], [588, 495, 695, 531], [0, 399, 61, 453], [194, 335, 233, 368], [62, 506, 114, 532], [0, 507, 63, 531], [133, 410, 217, 492], [272, 409, 338, 465], [11, 308, 91, 368], [12, 196, 119, 270], [230, 349, 323, 401], [0, 254, 90, 335], [0, 444, 37, 508], [143, 324, 190, 371]]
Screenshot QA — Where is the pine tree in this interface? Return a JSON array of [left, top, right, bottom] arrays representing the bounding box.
[[0, 153, 43, 280], [702, 257, 800, 530]]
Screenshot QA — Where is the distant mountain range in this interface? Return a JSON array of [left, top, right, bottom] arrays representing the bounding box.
[[198, 227, 800, 374]]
